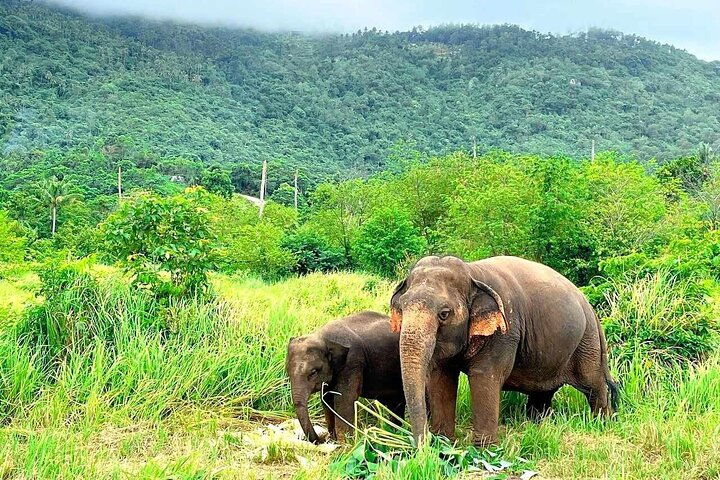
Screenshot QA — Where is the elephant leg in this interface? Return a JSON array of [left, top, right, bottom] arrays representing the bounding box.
[[526, 389, 557, 421], [468, 370, 502, 447], [427, 367, 459, 440], [322, 398, 336, 440], [582, 373, 610, 416], [331, 373, 362, 442], [570, 359, 611, 416]]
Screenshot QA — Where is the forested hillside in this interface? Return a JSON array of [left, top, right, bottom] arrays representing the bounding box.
[[1, 0, 720, 193]]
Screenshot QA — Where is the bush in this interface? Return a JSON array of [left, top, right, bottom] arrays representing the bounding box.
[[102, 189, 218, 298], [281, 229, 346, 275], [352, 208, 426, 277], [200, 166, 234, 198], [440, 158, 540, 260], [583, 229, 720, 306], [599, 270, 717, 366], [226, 222, 296, 279], [0, 210, 26, 263]]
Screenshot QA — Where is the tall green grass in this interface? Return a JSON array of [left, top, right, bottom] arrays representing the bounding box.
[[600, 269, 718, 365]]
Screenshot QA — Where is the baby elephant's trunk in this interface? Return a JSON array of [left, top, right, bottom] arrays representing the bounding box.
[[292, 387, 319, 443]]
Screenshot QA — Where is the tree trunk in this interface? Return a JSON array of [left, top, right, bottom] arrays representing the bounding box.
[[51, 206, 56, 235]]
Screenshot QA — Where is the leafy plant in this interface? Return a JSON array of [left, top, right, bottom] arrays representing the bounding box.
[[352, 208, 426, 278], [281, 229, 346, 275], [330, 402, 536, 480], [102, 189, 218, 298], [0, 210, 26, 264], [200, 165, 234, 198]]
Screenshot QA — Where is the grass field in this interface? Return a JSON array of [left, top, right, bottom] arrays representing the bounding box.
[[1, 266, 720, 479]]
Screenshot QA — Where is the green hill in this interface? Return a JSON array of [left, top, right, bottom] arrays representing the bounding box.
[[1, 0, 720, 190]]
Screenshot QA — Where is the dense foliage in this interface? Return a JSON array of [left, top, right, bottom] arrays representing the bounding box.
[[1, 0, 720, 202], [4, 140, 720, 362], [102, 189, 217, 297]]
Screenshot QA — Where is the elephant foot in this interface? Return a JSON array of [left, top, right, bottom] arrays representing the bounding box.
[[472, 433, 498, 448]]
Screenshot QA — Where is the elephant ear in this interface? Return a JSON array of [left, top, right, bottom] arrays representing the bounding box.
[[468, 278, 508, 339], [326, 339, 350, 369], [389, 278, 407, 333]]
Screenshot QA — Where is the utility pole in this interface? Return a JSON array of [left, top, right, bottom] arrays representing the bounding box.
[[294, 169, 299, 210], [117, 165, 123, 201], [591, 139, 596, 161], [259, 159, 267, 218], [472, 136, 477, 160]]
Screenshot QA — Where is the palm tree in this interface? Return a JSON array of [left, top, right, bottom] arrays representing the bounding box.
[[35, 175, 81, 235]]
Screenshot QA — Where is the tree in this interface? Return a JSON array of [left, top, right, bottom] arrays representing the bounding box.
[[352, 208, 426, 277], [200, 166, 234, 198], [441, 158, 540, 260], [698, 162, 720, 230], [33, 175, 81, 236], [583, 154, 667, 258], [270, 182, 298, 207], [102, 188, 218, 297]]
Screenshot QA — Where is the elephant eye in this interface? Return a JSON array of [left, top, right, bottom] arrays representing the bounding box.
[[438, 309, 451, 322], [308, 368, 319, 378]]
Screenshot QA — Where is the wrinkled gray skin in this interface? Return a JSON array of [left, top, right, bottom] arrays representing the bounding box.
[[390, 256, 618, 446], [286, 311, 405, 443]]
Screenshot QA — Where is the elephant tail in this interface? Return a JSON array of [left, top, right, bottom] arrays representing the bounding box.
[[589, 302, 620, 412], [607, 376, 620, 412]]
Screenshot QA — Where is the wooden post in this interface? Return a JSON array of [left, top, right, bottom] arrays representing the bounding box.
[[118, 165, 123, 201], [259, 159, 267, 218], [591, 139, 596, 161], [294, 169, 298, 210]]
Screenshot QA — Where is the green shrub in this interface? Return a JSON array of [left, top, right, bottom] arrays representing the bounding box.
[[225, 222, 297, 279], [281, 229, 346, 275], [102, 189, 218, 298], [583, 230, 720, 306], [352, 208, 426, 277], [270, 182, 301, 208], [200, 165, 234, 198], [440, 157, 539, 260], [15, 260, 156, 367]]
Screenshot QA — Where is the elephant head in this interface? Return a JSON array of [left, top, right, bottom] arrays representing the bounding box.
[[286, 335, 349, 443], [390, 256, 507, 443]]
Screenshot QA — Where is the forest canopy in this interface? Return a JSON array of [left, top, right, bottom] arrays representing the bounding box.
[[1, 0, 720, 196]]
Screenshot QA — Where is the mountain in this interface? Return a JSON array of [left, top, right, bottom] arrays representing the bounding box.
[[1, 0, 720, 190]]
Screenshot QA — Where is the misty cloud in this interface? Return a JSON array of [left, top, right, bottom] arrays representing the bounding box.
[[45, 0, 720, 60]]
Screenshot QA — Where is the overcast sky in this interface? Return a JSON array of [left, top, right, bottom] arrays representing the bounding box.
[[47, 0, 720, 61]]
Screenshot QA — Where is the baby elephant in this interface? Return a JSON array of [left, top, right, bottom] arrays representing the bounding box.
[[286, 311, 404, 443]]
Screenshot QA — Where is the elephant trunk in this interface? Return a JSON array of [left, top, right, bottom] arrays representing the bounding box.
[[399, 308, 437, 445], [292, 385, 319, 443]]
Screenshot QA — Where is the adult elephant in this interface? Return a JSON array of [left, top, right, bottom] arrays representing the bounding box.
[[390, 255, 618, 446]]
